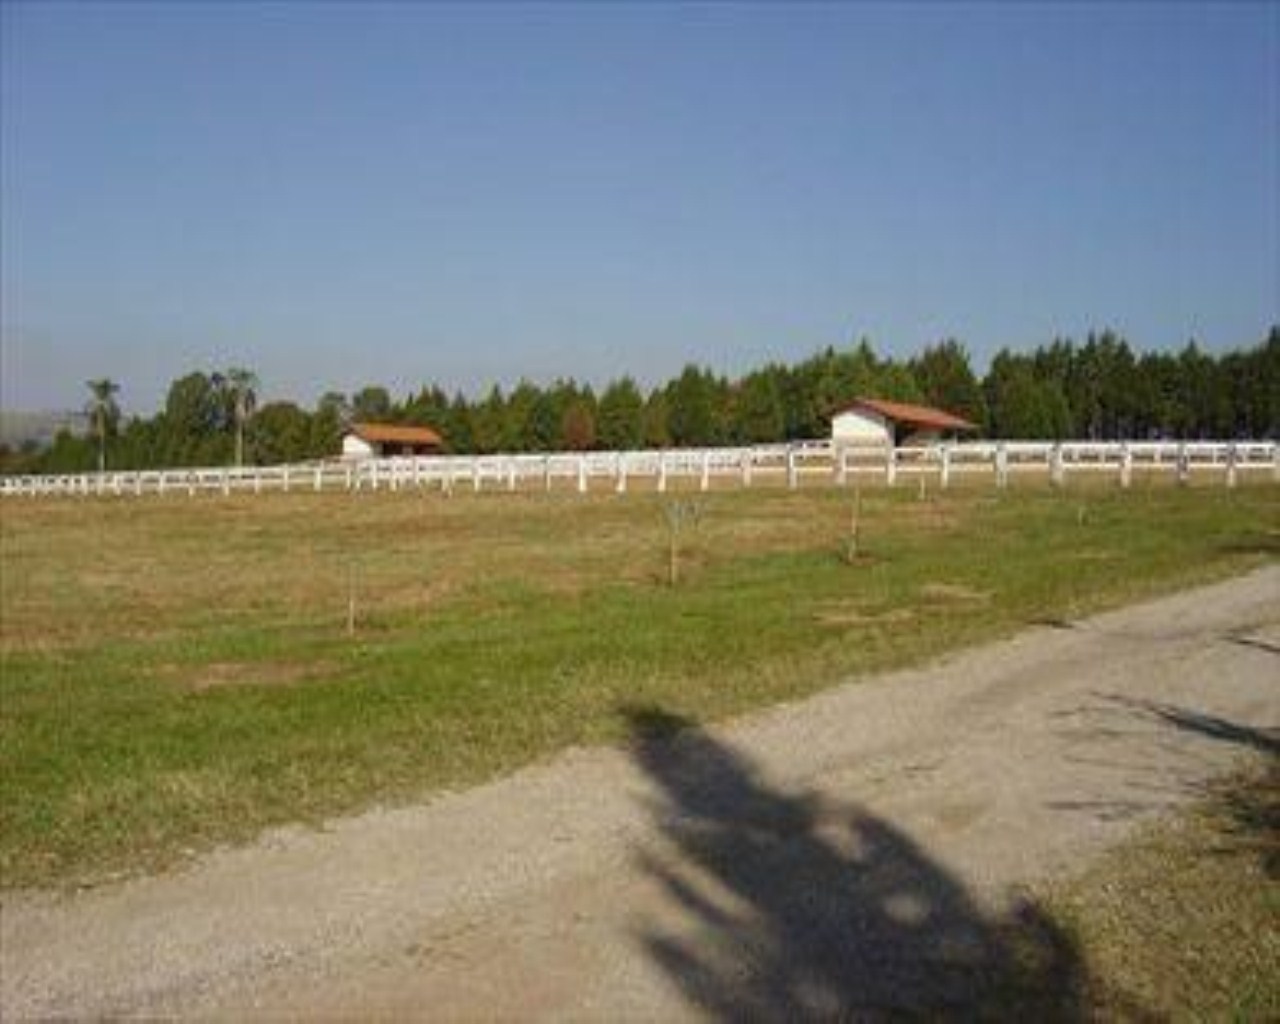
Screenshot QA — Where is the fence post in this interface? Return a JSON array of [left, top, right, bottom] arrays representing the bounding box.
[[658, 453, 668, 493], [1119, 443, 1132, 489], [1176, 443, 1190, 487], [507, 458, 517, 492], [700, 451, 710, 492], [885, 445, 896, 488], [836, 446, 848, 488], [741, 451, 752, 488], [221, 469, 230, 496], [617, 454, 628, 493], [1050, 443, 1065, 488], [940, 444, 951, 489], [787, 447, 798, 490], [577, 455, 588, 494], [995, 444, 1008, 489], [544, 456, 552, 492], [1226, 443, 1238, 489]]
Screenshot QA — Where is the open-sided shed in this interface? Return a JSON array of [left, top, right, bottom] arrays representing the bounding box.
[[831, 398, 977, 447], [341, 422, 444, 459]]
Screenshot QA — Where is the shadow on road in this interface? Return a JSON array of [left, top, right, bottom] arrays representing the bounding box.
[[621, 705, 1088, 1020], [1101, 693, 1280, 758]]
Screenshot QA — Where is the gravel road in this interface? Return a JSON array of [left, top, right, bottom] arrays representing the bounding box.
[[3, 567, 1277, 1019]]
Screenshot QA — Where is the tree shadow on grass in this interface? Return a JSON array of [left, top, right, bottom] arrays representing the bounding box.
[[1094, 694, 1279, 878], [621, 705, 1089, 1020]]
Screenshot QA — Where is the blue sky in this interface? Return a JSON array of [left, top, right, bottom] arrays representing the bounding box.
[[2, 2, 1276, 413]]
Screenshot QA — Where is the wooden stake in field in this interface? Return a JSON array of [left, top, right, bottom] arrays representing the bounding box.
[[664, 500, 702, 586], [346, 563, 357, 637], [844, 487, 862, 565]]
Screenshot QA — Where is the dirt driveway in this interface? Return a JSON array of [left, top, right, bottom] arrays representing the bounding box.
[[3, 567, 1277, 1019]]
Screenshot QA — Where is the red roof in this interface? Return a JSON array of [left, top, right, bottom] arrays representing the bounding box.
[[835, 398, 977, 432], [349, 422, 444, 446]]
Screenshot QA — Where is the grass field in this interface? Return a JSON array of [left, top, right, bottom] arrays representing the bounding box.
[[1044, 764, 1278, 1019], [1, 478, 1276, 888]]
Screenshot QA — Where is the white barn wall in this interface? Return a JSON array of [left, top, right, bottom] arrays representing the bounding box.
[[831, 409, 891, 446], [342, 435, 377, 460]]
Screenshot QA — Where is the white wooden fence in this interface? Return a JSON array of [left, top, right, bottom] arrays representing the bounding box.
[[1, 440, 1276, 499]]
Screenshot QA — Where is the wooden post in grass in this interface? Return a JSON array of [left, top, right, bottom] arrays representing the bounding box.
[[577, 455, 588, 494], [544, 456, 552, 492], [885, 446, 896, 487], [940, 444, 951, 489], [1119, 443, 1132, 489], [1226, 444, 1238, 489], [346, 563, 357, 637], [787, 448, 798, 490], [664, 500, 701, 586], [844, 486, 862, 564], [1050, 443, 1065, 489], [995, 444, 1009, 490], [507, 458, 517, 492], [1176, 443, 1190, 487], [741, 451, 752, 488], [617, 454, 628, 494], [658, 453, 668, 493], [700, 451, 710, 492], [472, 460, 481, 493], [221, 469, 230, 496]]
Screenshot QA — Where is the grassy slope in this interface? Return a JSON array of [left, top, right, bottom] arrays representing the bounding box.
[[1, 479, 1276, 888]]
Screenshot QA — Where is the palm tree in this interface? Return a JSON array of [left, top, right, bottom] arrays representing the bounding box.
[[224, 368, 259, 466], [84, 379, 120, 473]]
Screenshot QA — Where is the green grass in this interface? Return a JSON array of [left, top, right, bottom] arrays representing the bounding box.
[[1, 479, 1277, 888], [1044, 764, 1279, 1019]]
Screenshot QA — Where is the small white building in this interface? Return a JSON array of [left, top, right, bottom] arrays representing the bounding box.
[[832, 398, 977, 447], [341, 422, 444, 460]]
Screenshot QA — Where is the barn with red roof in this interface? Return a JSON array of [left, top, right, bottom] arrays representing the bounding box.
[[831, 397, 978, 447]]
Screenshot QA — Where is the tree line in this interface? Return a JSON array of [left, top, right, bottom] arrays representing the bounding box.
[[5, 327, 1276, 475]]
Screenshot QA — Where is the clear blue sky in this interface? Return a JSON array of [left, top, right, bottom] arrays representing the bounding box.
[[2, 2, 1277, 413]]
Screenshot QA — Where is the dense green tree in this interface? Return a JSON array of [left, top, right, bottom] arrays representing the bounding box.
[[561, 398, 597, 451], [596, 378, 646, 450], [643, 388, 672, 447], [667, 366, 722, 446], [735, 370, 786, 443], [250, 402, 311, 464], [165, 372, 223, 439], [985, 352, 1071, 439], [910, 340, 987, 429], [352, 385, 392, 422]]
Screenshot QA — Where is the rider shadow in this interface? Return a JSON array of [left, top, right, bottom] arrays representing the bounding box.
[[622, 705, 1089, 1021]]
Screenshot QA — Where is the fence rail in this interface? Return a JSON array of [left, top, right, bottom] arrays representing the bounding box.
[[1, 440, 1276, 499]]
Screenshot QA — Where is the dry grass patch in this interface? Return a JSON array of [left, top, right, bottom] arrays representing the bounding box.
[[159, 660, 342, 692], [919, 582, 993, 605]]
